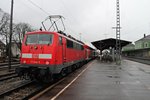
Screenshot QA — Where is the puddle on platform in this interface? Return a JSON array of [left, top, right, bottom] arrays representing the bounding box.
[[107, 75, 120, 78]]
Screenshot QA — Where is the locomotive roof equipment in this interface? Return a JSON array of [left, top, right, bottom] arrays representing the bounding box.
[[41, 15, 66, 32]]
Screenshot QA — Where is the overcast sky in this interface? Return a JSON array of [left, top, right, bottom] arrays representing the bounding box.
[[1, 0, 150, 46]]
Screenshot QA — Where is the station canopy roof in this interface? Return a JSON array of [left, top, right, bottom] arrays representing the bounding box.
[[91, 38, 131, 50]]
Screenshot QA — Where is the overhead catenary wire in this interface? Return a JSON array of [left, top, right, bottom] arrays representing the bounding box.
[[19, 0, 93, 46], [57, 0, 93, 44], [26, 0, 49, 15], [57, 0, 79, 24], [19, 0, 45, 16]]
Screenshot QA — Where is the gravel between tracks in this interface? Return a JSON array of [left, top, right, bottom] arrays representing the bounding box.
[[0, 77, 27, 95], [3, 82, 43, 100]]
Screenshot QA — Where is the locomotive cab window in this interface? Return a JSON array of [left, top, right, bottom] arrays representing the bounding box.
[[26, 34, 53, 45]]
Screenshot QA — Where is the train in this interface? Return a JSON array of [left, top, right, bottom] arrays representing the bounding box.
[[16, 30, 96, 82]]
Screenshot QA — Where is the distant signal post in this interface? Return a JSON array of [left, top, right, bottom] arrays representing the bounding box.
[[112, 0, 121, 65]]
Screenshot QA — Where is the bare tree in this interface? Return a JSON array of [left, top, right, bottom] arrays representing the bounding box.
[[0, 9, 35, 55], [13, 23, 33, 50], [0, 12, 10, 55]]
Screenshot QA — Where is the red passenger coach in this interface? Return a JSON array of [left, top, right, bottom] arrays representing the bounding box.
[[16, 31, 89, 82], [84, 44, 92, 60]]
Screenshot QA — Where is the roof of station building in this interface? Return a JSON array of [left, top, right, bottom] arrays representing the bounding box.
[[91, 38, 131, 50], [135, 34, 150, 42]]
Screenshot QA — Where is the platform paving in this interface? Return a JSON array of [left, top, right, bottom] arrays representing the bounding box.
[[56, 59, 150, 100]]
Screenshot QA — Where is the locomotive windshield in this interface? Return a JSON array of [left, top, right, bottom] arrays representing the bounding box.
[[26, 34, 53, 45]]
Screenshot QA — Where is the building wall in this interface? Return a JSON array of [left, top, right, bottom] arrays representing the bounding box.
[[143, 40, 150, 48], [123, 35, 150, 58], [122, 43, 135, 51], [135, 41, 143, 49], [135, 36, 150, 50]]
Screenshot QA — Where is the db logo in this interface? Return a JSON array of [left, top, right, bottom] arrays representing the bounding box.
[[32, 54, 39, 58]]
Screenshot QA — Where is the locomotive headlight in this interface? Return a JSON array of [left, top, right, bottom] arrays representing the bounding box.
[[46, 61, 50, 65], [23, 60, 26, 63]]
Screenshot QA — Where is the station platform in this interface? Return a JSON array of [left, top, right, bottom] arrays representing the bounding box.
[[55, 59, 150, 100]]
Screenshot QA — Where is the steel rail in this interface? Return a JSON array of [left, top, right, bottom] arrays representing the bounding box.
[[0, 62, 19, 67], [0, 64, 20, 71], [0, 74, 18, 81], [0, 81, 33, 99]]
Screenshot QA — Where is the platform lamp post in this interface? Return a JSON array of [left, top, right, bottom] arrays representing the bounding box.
[[8, 0, 14, 71]]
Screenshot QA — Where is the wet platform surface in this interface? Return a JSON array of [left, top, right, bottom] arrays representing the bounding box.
[[57, 59, 150, 100]]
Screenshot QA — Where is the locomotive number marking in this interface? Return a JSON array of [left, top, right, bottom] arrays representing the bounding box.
[[39, 54, 52, 59], [22, 53, 32, 58], [32, 54, 39, 58], [22, 53, 52, 59]]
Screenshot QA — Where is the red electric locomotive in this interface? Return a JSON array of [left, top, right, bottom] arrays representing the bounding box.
[[16, 15, 94, 82], [16, 31, 92, 82]]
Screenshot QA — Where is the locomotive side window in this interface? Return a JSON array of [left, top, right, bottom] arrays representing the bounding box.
[[66, 39, 84, 50], [59, 36, 63, 45], [67, 39, 73, 48], [26, 34, 53, 45], [73, 42, 77, 49], [81, 45, 84, 50], [76, 44, 79, 49], [78, 44, 84, 50]]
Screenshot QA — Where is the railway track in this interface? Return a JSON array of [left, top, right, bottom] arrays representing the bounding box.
[[0, 64, 20, 71], [0, 76, 64, 100], [0, 81, 33, 99], [0, 63, 88, 100], [0, 77, 22, 91], [0, 60, 93, 100], [28, 61, 93, 100], [0, 80, 49, 100], [0, 72, 18, 81], [0, 62, 20, 67], [124, 57, 150, 65], [0, 63, 20, 82], [0, 75, 65, 100], [24, 79, 65, 100]]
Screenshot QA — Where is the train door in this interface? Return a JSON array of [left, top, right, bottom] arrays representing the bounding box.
[[59, 36, 66, 64], [62, 37, 66, 63], [86, 49, 89, 60]]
